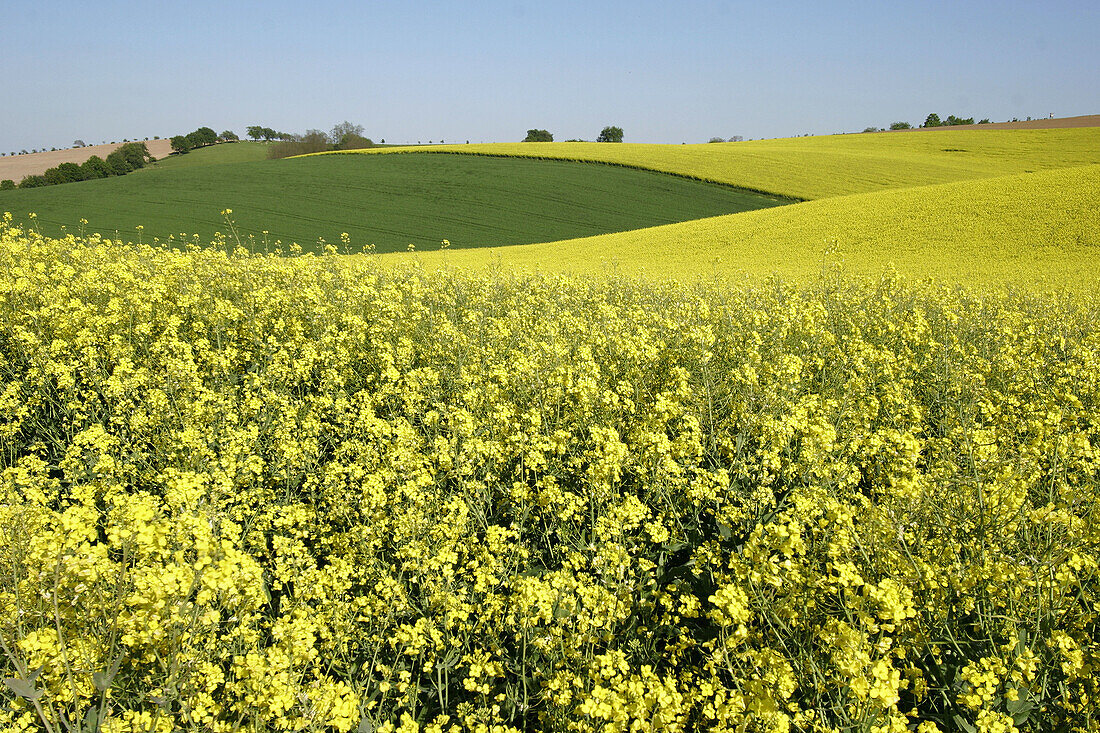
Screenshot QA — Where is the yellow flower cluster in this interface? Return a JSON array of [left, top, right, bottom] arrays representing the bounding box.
[[1, 214, 1098, 731]]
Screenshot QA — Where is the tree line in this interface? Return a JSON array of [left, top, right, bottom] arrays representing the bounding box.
[[864, 114, 994, 132], [265, 122, 377, 159], [522, 126, 624, 143], [1, 142, 154, 190], [169, 127, 239, 155]]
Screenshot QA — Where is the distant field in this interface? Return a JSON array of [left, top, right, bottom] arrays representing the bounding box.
[[378, 164, 1100, 290], [0, 153, 788, 252], [140, 141, 271, 171], [323, 126, 1100, 200], [0, 139, 176, 181]]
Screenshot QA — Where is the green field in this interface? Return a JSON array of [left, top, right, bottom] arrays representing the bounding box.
[[0, 153, 789, 252], [141, 141, 271, 171]]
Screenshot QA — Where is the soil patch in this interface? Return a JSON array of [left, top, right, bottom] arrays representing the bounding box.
[[0, 139, 176, 182]]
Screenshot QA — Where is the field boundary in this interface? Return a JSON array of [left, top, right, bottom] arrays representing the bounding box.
[[310, 149, 806, 203]]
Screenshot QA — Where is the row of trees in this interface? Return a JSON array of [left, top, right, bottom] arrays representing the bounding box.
[[246, 126, 295, 142], [921, 113, 989, 127], [266, 122, 375, 159], [2, 142, 154, 190], [169, 127, 238, 155], [521, 126, 624, 143], [865, 114, 993, 132]]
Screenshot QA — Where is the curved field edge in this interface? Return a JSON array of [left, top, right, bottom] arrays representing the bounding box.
[[375, 164, 1100, 291], [0, 154, 787, 253], [307, 126, 1100, 201]]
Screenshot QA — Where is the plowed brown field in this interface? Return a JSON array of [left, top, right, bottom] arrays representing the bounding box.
[[895, 114, 1100, 132], [0, 139, 176, 182]]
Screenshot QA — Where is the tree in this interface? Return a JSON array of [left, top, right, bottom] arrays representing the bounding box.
[[73, 139, 86, 148], [170, 135, 191, 154], [597, 126, 623, 143], [0, 179, 14, 190], [889, 122, 912, 130], [57, 162, 86, 182], [81, 156, 111, 179], [923, 113, 942, 128], [220, 130, 239, 142], [118, 142, 151, 169], [105, 151, 133, 176], [18, 175, 48, 188], [331, 121, 365, 145], [191, 127, 218, 146], [523, 129, 553, 142], [945, 115, 974, 126], [44, 167, 68, 185], [246, 125, 264, 141]]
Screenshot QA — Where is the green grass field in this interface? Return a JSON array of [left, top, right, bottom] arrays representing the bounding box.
[[0, 153, 788, 253], [141, 141, 271, 171]]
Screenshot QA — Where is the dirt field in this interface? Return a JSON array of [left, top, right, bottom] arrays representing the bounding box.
[[0, 139, 176, 182]]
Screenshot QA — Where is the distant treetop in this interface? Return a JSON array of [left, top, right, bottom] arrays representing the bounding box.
[[597, 126, 623, 143]]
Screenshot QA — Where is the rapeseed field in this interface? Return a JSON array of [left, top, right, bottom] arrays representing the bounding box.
[[388, 164, 1100, 288], [326, 127, 1100, 200], [2, 214, 1097, 732]]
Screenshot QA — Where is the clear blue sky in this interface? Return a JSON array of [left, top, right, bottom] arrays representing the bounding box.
[[2, 0, 1097, 152]]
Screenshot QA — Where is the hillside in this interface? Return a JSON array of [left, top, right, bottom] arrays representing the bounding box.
[[323, 126, 1100, 200], [0, 153, 787, 252], [378, 164, 1100, 290], [0, 139, 176, 181]]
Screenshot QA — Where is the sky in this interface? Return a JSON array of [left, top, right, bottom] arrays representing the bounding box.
[[2, 0, 1097, 152]]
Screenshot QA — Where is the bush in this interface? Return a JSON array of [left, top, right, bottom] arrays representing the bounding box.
[[267, 130, 332, 159], [0, 179, 14, 190], [17, 174, 47, 188]]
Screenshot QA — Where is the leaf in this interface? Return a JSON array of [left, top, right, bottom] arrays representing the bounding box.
[[951, 714, 978, 733], [82, 707, 100, 733], [3, 677, 43, 701], [1007, 685, 1037, 724]]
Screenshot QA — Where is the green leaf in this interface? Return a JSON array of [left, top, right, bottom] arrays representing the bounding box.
[[82, 707, 100, 733], [951, 714, 977, 733], [3, 677, 43, 701]]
